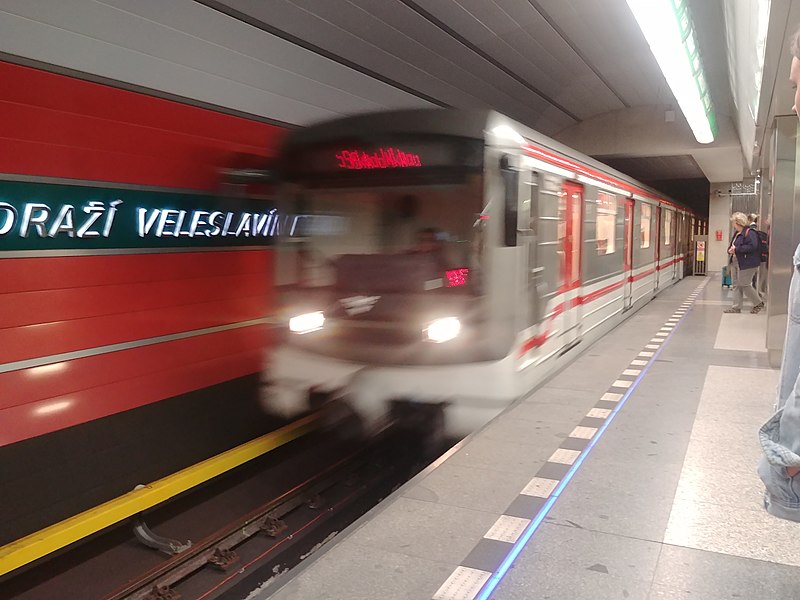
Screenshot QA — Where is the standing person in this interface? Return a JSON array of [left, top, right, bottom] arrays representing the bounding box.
[[724, 212, 764, 314], [758, 26, 800, 522]]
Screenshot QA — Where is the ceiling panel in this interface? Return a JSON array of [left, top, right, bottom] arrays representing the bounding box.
[[597, 155, 707, 182], [534, 0, 670, 107], [416, 0, 625, 116], [0, 0, 431, 126], [221, 0, 541, 121], [0, 0, 740, 183], [228, 0, 473, 107], [333, 0, 566, 128]]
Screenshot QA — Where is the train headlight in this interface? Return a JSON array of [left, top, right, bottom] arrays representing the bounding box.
[[289, 311, 325, 334], [426, 317, 461, 343]]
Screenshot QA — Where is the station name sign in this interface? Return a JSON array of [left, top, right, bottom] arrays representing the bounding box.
[[0, 201, 311, 239], [0, 181, 343, 252]]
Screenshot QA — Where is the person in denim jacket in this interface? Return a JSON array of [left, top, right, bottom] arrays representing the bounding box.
[[758, 28, 800, 521]]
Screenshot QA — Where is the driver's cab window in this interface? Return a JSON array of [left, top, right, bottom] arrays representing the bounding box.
[[276, 177, 483, 294]]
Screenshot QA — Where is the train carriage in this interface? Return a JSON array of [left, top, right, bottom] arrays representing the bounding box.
[[264, 109, 693, 436]]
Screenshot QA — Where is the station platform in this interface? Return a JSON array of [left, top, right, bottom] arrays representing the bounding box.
[[262, 275, 800, 600]]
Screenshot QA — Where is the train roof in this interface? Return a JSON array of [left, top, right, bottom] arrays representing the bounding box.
[[284, 108, 692, 213]]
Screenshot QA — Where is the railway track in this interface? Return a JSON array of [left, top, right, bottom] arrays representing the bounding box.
[[3, 413, 443, 600]]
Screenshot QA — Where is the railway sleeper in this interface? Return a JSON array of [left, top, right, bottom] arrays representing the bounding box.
[[207, 547, 240, 572], [142, 585, 181, 600], [305, 494, 325, 510], [260, 515, 288, 537]]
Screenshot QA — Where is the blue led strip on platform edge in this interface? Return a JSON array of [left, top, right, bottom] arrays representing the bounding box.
[[474, 285, 704, 600]]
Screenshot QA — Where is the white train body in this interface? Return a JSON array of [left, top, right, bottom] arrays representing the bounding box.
[[264, 109, 695, 436]]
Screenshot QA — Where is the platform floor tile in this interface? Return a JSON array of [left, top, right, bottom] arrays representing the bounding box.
[[345, 496, 499, 566], [401, 462, 533, 515], [266, 542, 455, 600], [649, 545, 800, 600]]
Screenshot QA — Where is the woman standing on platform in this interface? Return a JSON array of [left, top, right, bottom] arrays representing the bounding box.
[[725, 212, 764, 314], [758, 26, 800, 522]]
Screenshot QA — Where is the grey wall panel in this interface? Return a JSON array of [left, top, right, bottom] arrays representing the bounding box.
[[102, 0, 425, 110], [535, 0, 667, 108], [418, 0, 624, 117], [0, 0, 431, 125], [219, 0, 484, 108], [293, 0, 549, 120], [346, 0, 565, 130]]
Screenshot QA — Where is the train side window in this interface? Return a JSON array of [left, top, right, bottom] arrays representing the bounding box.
[[500, 155, 519, 247], [664, 210, 673, 245], [640, 203, 652, 249], [596, 191, 617, 255]]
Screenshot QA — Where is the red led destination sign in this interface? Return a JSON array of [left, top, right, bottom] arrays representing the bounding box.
[[335, 147, 422, 170]]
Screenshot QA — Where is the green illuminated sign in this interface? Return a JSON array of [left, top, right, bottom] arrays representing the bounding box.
[[0, 181, 339, 252]]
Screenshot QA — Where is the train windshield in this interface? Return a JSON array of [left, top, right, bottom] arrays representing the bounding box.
[[278, 180, 482, 291], [275, 175, 485, 364]]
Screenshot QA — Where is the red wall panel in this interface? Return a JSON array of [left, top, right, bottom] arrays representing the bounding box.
[[0, 250, 270, 294], [0, 273, 269, 329], [0, 250, 274, 364], [0, 61, 284, 443], [0, 293, 269, 364], [0, 325, 269, 412], [0, 347, 264, 447], [0, 61, 284, 189]]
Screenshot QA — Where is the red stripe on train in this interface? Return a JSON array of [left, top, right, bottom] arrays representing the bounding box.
[[519, 259, 686, 355], [522, 144, 683, 210]]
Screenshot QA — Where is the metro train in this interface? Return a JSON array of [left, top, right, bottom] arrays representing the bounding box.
[[264, 109, 697, 437]]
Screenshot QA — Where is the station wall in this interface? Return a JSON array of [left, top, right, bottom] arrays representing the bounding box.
[[0, 60, 285, 543]]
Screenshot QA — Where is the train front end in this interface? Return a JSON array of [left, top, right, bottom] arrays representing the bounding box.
[[263, 111, 519, 435]]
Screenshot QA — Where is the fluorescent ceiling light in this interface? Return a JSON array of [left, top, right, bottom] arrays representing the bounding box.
[[626, 0, 717, 144]]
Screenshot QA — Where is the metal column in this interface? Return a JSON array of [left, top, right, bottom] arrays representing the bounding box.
[[766, 116, 800, 367]]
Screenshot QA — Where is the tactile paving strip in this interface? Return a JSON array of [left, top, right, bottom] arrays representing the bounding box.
[[431, 279, 708, 600]]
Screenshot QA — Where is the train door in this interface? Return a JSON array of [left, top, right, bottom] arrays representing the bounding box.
[[561, 181, 583, 347], [519, 168, 539, 329], [623, 198, 634, 310]]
